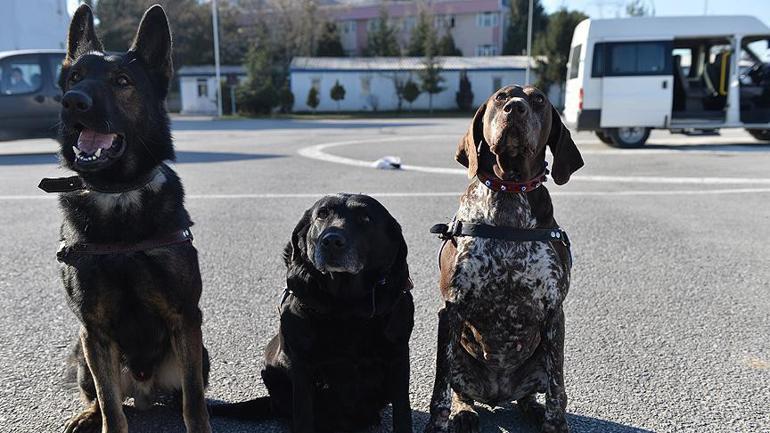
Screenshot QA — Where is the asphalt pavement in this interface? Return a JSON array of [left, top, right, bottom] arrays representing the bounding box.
[[0, 117, 768, 433]]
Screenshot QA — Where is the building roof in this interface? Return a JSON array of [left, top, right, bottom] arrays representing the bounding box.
[[290, 56, 534, 73], [176, 65, 247, 77], [322, 0, 503, 20]]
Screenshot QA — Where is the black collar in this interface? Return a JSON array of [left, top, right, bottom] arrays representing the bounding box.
[[38, 165, 164, 194], [280, 276, 407, 319], [431, 220, 570, 247]]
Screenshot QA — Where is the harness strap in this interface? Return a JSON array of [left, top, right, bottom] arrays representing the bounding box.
[[57, 228, 193, 262], [430, 221, 570, 247]]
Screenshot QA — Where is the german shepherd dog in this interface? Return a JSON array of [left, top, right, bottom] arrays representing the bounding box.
[[42, 5, 211, 433]]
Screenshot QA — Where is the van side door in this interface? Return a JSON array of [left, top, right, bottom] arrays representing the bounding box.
[[0, 54, 50, 139], [596, 41, 674, 128]]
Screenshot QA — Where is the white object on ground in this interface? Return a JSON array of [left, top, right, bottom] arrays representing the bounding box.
[[373, 156, 402, 170]]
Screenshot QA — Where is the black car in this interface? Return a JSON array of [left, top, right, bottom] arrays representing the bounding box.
[[0, 49, 65, 141]]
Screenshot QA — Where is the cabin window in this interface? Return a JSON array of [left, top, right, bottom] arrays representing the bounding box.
[[196, 78, 208, 98], [593, 41, 671, 77], [0, 55, 43, 95], [568, 44, 582, 79]]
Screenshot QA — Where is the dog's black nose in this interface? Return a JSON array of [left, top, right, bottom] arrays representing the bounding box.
[[320, 232, 346, 251], [504, 98, 528, 116], [61, 90, 92, 113]]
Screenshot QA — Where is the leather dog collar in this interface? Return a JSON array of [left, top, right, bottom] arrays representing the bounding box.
[[477, 163, 549, 193], [56, 228, 193, 263], [38, 165, 164, 194]]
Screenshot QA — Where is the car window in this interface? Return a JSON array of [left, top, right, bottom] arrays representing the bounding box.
[[568, 44, 582, 79], [600, 41, 671, 77], [49, 54, 65, 88], [1, 55, 43, 95]]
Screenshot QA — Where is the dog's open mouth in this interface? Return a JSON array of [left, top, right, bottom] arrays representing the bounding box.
[[72, 128, 125, 169]]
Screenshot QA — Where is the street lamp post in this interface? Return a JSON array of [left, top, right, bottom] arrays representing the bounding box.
[[211, 0, 223, 117], [525, 0, 533, 84]]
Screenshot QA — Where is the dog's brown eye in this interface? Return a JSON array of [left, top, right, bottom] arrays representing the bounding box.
[[359, 214, 370, 224], [495, 93, 507, 101], [532, 94, 545, 104], [115, 75, 131, 87], [69, 71, 81, 83], [316, 208, 328, 219]]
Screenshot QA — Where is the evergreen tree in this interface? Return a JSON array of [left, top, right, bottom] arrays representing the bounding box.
[[366, 6, 400, 56], [418, 38, 445, 113], [626, 0, 651, 16], [330, 80, 346, 111], [437, 31, 462, 56], [408, 9, 438, 57], [316, 22, 345, 57], [533, 9, 588, 97], [503, 0, 547, 55], [307, 87, 320, 112], [402, 79, 420, 111], [236, 43, 278, 115], [455, 71, 474, 111]]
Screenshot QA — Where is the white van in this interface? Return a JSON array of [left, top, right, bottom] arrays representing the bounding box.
[[563, 16, 770, 147]]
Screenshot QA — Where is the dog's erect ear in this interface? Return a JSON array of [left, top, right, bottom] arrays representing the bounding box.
[[129, 5, 173, 93], [547, 105, 584, 185], [65, 5, 103, 64], [456, 102, 486, 179]]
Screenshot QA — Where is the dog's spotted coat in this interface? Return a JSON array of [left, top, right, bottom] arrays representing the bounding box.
[[426, 85, 583, 433]]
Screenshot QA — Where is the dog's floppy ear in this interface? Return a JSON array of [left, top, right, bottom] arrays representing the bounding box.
[[65, 5, 103, 65], [130, 5, 173, 96], [547, 105, 584, 185], [387, 219, 413, 292], [284, 207, 313, 266], [456, 102, 486, 179]]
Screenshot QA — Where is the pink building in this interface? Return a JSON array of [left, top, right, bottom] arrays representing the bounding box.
[[322, 0, 509, 56]]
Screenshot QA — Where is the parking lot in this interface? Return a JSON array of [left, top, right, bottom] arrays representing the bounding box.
[[0, 117, 768, 432]]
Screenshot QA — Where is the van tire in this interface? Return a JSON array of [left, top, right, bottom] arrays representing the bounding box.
[[747, 129, 770, 141], [607, 127, 650, 148], [595, 130, 614, 144]]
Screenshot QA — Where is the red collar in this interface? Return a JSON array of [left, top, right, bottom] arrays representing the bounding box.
[[477, 168, 548, 193]]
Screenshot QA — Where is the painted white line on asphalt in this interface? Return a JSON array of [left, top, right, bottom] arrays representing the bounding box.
[[298, 138, 770, 184], [4, 188, 770, 201]]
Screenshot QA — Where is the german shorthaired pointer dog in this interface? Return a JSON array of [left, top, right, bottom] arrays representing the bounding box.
[[425, 85, 584, 433], [212, 194, 415, 433]]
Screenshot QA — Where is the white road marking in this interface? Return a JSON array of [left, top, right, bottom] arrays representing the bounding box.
[[298, 137, 770, 184], [4, 188, 770, 201]]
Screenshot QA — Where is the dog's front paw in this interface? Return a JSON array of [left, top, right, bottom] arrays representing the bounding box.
[[451, 409, 479, 433], [542, 416, 569, 433], [423, 408, 450, 433], [517, 395, 546, 424], [63, 407, 101, 433]]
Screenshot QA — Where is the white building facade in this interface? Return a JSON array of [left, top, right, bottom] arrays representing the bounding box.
[[177, 65, 247, 115], [290, 56, 542, 112]]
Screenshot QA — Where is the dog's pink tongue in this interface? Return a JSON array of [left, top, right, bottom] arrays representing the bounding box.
[[77, 129, 115, 154]]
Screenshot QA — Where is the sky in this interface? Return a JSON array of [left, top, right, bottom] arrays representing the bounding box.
[[541, 0, 770, 26], [67, 0, 770, 26]]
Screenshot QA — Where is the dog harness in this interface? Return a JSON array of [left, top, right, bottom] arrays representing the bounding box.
[[38, 164, 194, 263], [55, 228, 194, 263], [431, 165, 572, 269]]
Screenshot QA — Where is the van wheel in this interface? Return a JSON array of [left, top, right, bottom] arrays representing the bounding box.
[[747, 129, 770, 141], [607, 127, 650, 148], [595, 130, 614, 144]]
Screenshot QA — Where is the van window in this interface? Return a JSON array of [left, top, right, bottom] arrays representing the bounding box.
[[0, 55, 43, 95], [568, 44, 582, 79], [592, 41, 671, 77]]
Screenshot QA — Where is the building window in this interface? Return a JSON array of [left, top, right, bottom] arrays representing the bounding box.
[[311, 78, 321, 91], [476, 12, 499, 28], [342, 20, 356, 34], [493, 76, 502, 91], [434, 14, 454, 28], [360, 76, 371, 96], [196, 78, 208, 98], [476, 45, 498, 56], [402, 16, 416, 31]]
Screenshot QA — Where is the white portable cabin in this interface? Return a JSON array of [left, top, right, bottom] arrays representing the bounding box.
[[563, 16, 770, 147]]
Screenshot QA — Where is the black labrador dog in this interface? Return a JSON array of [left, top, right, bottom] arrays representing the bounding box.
[[39, 5, 210, 433], [212, 194, 415, 433]]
